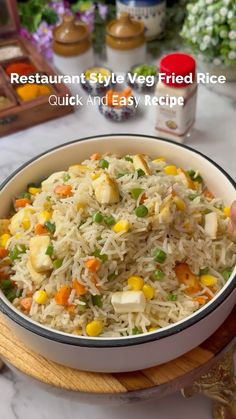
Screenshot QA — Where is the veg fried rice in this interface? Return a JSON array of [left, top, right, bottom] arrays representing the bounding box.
[[0, 152, 235, 337]]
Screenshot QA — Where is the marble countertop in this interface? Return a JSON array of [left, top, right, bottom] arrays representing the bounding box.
[[0, 82, 235, 419]]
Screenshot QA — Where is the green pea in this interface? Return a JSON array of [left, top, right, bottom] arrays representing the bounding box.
[[5, 288, 17, 302], [130, 188, 144, 199], [153, 248, 167, 263], [98, 159, 109, 169], [124, 156, 133, 162], [221, 268, 233, 281], [116, 173, 127, 179], [53, 259, 63, 269], [187, 169, 202, 183], [199, 267, 209, 276], [44, 221, 56, 234], [92, 248, 108, 263], [104, 215, 116, 226], [9, 245, 26, 262], [107, 272, 117, 281], [135, 205, 148, 217], [63, 173, 70, 182], [132, 326, 142, 335], [92, 211, 103, 223], [91, 295, 103, 308], [188, 193, 198, 201], [168, 293, 177, 301], [18, 192, 31, 200], [0, 279, 13, 291], [45, 244, 54, 256], [137, 168, 145, 178], [152, 269, 165, 281]]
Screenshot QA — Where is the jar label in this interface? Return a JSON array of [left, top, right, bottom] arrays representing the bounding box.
[[155, 92, 197, 137]]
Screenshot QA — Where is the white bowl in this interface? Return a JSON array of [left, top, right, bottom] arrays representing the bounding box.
[[0, 134, 235, 373]]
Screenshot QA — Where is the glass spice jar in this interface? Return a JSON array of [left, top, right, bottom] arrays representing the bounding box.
[[155, 52, 198, 143]]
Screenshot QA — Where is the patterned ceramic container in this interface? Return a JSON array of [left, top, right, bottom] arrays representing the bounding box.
[[98, 102, 136, 121], [116, 0, 166, 40], [82, 67, 115, 96]]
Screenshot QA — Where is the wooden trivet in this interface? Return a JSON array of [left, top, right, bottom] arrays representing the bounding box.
[[0, 307, 235, 419]]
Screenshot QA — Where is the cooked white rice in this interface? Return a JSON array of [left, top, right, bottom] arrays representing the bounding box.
[[2, 152, 235, 337]]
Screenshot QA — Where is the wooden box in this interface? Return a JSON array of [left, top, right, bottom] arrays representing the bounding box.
[[0, 0, 74, 138]]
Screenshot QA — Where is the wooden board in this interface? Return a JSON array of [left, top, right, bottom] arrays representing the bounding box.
[[0, 307, 235, 395]]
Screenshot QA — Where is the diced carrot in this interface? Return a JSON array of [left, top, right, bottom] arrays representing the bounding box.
[[193, 296, 207, 305], [174, 263, 200, 294], [54, 184, 73, 197], [72, 279, 87, 296], [15, 198, 31, 208], [90, 152, 101, 161], [34, 224, 48, 235], [203, 188, 214, 199], [66, 304, 76, 313], [0, 247, 8, 258], [20, 297, 32, 311], [140, 193, 147, 204], [85, 258, 101, 272], [55, 285, 71, 305], [0, 271, 9, 279], [203, 290, 213, 300]]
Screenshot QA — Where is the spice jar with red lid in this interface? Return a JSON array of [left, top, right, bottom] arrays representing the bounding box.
[[155, 52, 198, 143]]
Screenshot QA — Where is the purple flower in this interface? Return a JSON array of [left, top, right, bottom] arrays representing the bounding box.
[[79, 5, 96, 32], [48, 0, 71, 16], [98, 3, 108, 20], [32, 21, 54, 61], [19, 27, 32, 42]]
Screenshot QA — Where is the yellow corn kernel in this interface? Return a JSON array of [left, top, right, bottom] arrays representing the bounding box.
[[38, 210, 51, 223], [0, 233, 11, 248], [76, 202, 87, 211], [22, 216, 30, 230], [173, 196, 186, 211], [90, 171, 102, 180], [164, 165, 178, 175], [148, 326, 158, 332], [15, 233, 22, 239], [28, 187, 41, 195], [113, 220, 130, 234], [142, 284, 155, 300], [200, 274, 217, 287], [86, 320, 103, 337], [33, 290, 48, 304], [223, 207, 230, 217], [152, 157, 166, 163], [128, 275, 144, 291], [73, 328, 82, 335]]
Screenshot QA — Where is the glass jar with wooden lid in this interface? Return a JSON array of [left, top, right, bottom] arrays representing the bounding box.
[[106, 13, 146, 72], [52, 15, 94, 75]]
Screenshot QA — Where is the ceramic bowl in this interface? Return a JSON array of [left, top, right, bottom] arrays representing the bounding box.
[[126, 64, 158, 93], [82, 67, 115, 96], [0, 134, 235, 373], [98, 101, 136, 121]]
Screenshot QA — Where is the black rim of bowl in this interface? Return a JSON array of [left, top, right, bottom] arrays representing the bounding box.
[[0, 134, 235, 348]]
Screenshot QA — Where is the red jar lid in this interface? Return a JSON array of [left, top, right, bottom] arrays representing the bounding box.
[[159, 53, 196, 87]]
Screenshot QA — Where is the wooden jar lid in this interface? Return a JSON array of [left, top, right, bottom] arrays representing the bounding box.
[[53, 15, 91, 57], [0, 307, 235, 394], [106, 13, 145, 50]]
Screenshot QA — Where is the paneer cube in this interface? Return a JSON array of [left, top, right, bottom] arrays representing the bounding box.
[[111, 291, 146, 313], [9, 208, 33, 235], [92, 173, 120, 204], [27, 260, 46, 284], [133, 154, 151, 175], [29, 236, 53, 272], [204, 212, 218, 239]]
